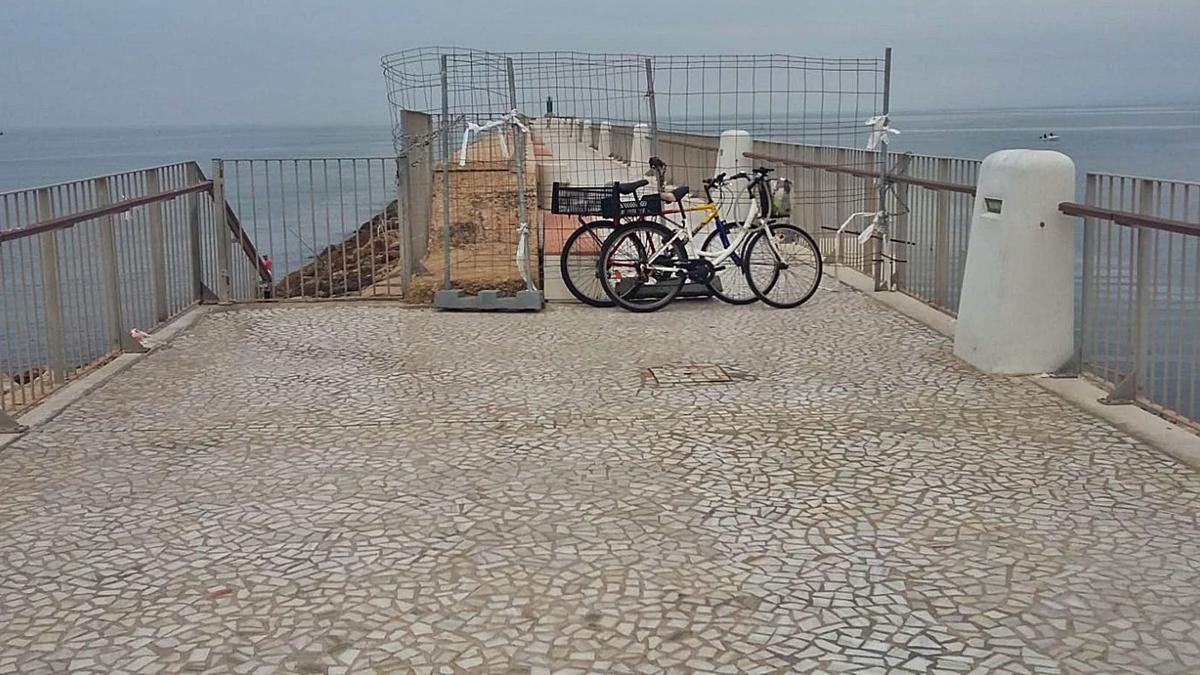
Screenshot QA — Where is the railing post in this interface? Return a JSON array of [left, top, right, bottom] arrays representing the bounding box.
[[395, 154, 413, 298], [1073, 174, 1098, 376], [146, 170, 169, 322], [1103, 180, 1155, 404], [893, 181, 910, 290], [211, 159, 232, 303], [186, 163, 205, 302], [95, 178, 147, 354], [34, 189, 68, 384], [933, 158, 952, 309], [0, 409, 26, 434]]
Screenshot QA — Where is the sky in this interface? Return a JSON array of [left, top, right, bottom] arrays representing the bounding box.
[[2, 0, 1199, 128]]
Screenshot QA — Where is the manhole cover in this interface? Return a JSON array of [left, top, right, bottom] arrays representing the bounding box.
[[647, 364, 733, 385]]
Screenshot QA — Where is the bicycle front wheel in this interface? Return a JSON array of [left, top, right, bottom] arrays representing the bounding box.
[[599, 221, 687, 313], [743, 223, 823, 309], [700, 225, 760, 305], [560, 220, 616, 307]]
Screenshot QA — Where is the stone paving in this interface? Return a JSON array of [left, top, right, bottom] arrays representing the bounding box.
[[2, 283, 1200, 674]]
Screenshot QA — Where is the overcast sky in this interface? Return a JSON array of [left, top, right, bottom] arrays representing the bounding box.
[[3, 0, 1199, 128]]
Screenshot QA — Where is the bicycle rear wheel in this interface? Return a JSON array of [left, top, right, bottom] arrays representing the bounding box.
[[701, 225, 760, 305], [599, 221, 687, 313], [560, 220, 616, 307], [743, 223, 823, 309]]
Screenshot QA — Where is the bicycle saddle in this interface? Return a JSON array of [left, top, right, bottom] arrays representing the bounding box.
[[661, 185, 689, 203], [616, 179, 649, 194]]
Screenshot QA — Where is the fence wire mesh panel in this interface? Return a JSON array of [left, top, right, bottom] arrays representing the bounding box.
[[384, 48, 542, 303], [382, 48, 888, 302], [0, 163, 254, 416], [1079, 173, 1200, 426], [216, 158, 404, 300]]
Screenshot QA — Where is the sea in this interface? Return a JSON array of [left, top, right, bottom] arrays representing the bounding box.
[[1, 105, 1198, 416]]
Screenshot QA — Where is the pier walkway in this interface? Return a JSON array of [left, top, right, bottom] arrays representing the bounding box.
[[2, 282, 1199, 674]]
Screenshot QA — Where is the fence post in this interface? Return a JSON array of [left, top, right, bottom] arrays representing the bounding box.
[[645, 58, 660, 170], [933, 158, 952, 309], [440, 54, 452, 290], [95, 178, 147, 354], [395, 154, 413, 298], [211, 160, 232, 303], [34, 189, 68, 384], [873, 47, 893, 291], [146, 170, 169, 322], [506, 56, 536, 292], [186, 163, 205, 302]]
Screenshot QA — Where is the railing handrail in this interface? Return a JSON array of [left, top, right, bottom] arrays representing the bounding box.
[[1059, 201, 1200, 237], [1086, 170, 1200, 188], [216, 156, 398, 162], [743, 150, 978, 195], [0, 181, 214, 244], [0, 161, 197, 199]]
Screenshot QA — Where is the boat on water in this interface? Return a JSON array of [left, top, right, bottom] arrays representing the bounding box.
[[1038, 132, 1060, 142]]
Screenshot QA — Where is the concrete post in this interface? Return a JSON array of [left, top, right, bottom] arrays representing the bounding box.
[[716, 130, 754, 221], [582, 120, 593, 148], [954, 150, 1076, 374], [597, 122, 612, 158], [630, 123, 652, 174]]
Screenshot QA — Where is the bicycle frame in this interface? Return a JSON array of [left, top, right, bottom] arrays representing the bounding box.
[[648, 188, 768, 273]]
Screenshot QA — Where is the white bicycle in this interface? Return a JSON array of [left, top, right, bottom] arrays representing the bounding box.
[[599, 166, 823, 312]]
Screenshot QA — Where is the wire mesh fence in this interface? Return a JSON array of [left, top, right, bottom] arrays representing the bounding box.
[[382, 48, 891, 303]]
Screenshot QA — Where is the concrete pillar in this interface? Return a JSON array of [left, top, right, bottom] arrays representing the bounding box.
[[630, 123, 652, 173], [954, 150, 1076, 374], [581, 119, 593, 148], [716, 130, 754, 221], [598, 122, 612, 157]]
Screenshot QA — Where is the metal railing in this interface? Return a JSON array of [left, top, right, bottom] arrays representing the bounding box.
[[1069, 173, 1200, 426], [0, 163, 262, 423], [745, 145, 980, 312], [214, 158, 408, 300]]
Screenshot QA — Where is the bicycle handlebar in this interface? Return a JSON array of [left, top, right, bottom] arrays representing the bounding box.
[[704, 167, 775, 201]]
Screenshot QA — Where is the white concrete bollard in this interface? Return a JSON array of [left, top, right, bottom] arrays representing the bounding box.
[[716, 130, 754, 221], [954, 150, 1076, 374], [598, 122, 612, 158]]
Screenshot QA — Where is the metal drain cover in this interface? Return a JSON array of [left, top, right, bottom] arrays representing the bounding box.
[[647, 364, 733, 385]]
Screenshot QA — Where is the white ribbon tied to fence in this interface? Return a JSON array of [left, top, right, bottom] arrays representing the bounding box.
[[865, 115, 899, 151], [459, 109, 529, 166]]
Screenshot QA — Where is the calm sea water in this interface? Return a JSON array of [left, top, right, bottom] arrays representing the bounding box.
[[893, 104, 1200, 183], [0, 125, 396, 193], [2, 105, 1197, 191]]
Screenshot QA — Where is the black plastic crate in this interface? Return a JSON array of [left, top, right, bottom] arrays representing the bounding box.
[[551, 183, 662, 219]]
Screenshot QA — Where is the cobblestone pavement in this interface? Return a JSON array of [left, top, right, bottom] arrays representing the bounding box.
[[2, 285, 1200, 674]]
